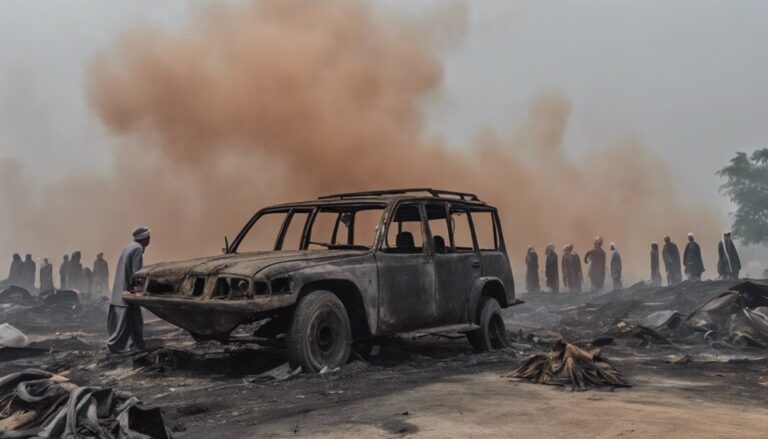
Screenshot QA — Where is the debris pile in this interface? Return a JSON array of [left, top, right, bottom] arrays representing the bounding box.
[[686, 281, 768, 347], [0, 369, 172, 438], [505, 339, 630, 390]]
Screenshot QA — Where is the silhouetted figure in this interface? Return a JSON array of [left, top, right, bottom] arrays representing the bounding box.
[[610, 242, 622, 290], [93, 253, 109, 297], [67, 251, 83, 291], [565, 244, 583, 293], [717, 232, 741, 280], [683, 233, 705, 281], [21, 254, 36, 291], [561, 245, 570, 291], [650, 242, 662, 287], [108, 227, 150, 354], [59, 255, 70, 289], [39, 258, 54, 291], [584, 236, 606, 292], [525, 246, 540, 293], [82, 267, 93, 299], [662, 236, 682, 286], [544, 243, 559, 293], [7, 254, 23, 287]]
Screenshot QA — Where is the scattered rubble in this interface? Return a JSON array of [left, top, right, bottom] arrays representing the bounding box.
[[505, 339, 630, 390], [0, 369, 172, 438]]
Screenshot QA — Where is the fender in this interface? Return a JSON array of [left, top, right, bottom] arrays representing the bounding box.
[[465, 276, 522, 323]]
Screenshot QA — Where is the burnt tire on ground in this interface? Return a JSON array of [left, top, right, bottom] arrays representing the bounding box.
[[467, 297, 509, 352], [287, 290, 352, 372]]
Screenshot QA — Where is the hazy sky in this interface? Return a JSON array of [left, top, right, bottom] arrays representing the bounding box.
[[1, 0, 766, 217]]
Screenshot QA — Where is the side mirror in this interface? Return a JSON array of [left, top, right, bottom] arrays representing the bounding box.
[[222, 236, 230, 254]]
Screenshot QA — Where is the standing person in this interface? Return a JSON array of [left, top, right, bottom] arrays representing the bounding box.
[[683, 233, 705, 281], [566, 244, 583, 293], [22, 254, 36, 291], [525, 246, 541, 293], [107, 227, 150, 354], [39, 258, 54, 291], [544, 243, 559, 293], [59, 255, 70, 289], [7, 254, 23, 287], [662, 236, 682, 285], [67, 251, 83, 291], [561, 245, 570, 292], [610, 242, 622, 290], [93, 253, 109, 297], [650, 242, 662, 287], [584, 236, 606, 292], [81, 268, 93, 300], [717, 232, 742, 280]]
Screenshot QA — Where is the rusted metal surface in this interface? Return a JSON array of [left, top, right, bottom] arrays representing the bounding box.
[[124, 189, 518, 339]]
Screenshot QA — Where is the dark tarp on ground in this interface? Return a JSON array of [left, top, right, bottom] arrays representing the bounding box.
[[0, 369, 172, 438], [686, 281, 768, 348]]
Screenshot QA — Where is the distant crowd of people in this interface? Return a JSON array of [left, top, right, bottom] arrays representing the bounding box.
[[3, 251, 110, 298], [524, 232, 742, 294]]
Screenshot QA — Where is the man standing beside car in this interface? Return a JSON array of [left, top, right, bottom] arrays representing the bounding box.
[[107, 227, 150, 354]]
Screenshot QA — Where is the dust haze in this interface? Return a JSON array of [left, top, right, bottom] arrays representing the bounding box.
[[1, 0, 722, 283]]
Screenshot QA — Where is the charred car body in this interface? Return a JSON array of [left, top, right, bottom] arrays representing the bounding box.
[[124, 189, 519, 371]]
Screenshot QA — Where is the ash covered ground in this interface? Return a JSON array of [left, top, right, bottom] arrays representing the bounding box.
[[1, 280, 767, 438]]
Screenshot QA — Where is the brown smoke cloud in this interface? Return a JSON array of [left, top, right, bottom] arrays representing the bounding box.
[[1, 0, 722, 285]]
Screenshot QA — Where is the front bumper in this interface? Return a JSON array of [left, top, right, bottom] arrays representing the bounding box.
[[123, 293, 295, 337]]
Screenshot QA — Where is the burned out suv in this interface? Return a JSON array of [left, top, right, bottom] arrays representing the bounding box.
[[124, 189, 519, 371]]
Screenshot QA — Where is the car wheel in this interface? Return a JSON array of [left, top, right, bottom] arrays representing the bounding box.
[[288, 290, 352, 372], [467, 297, 509, 352]]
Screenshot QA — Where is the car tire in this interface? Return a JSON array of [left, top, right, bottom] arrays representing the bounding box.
[[287, 290, 352, 372], [467, 297, 509, 352]]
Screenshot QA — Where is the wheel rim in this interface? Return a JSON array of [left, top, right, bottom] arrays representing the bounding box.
[[488, 313, 507, 349], [307, 307, 345, 369]]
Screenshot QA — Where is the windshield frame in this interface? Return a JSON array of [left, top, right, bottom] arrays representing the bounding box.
[[228, 201, 389, 253]]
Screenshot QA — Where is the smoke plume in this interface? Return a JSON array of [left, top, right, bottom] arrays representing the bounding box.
[[1, 0, 722, 285]]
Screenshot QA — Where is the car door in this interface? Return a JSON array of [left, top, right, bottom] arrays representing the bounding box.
[[426, 203, 482, 325], [375, 202, 437, 332], [470, 208, 515, 289]]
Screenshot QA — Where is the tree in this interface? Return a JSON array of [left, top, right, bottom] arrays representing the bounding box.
[[718, 148, 768, 245]]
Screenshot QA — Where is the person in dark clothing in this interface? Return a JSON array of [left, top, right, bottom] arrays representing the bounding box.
[[662, 236, 682, 286], [67, 251, 83, 291], [59, 255, 70, 289], [683, 233, 705, 281], [82, 267, 93, 300], [107, 227, 150, 354], [717, 232, 741, 280], [561, 245, 570, 291], [565, 244, 583, 293], [544, 243, 559, 293], [7, 254, 23, 287], [525, 246, 541, 293], [610, 242, 622, 290], [584, 236, 606, 292], [21, 254, 36, 291], [92, 253, 109, 297], [39, 258, 54, 292], [650, 242, 662, 287]]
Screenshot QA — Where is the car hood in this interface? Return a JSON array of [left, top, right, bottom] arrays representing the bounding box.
[[136, 250, 368, 279]]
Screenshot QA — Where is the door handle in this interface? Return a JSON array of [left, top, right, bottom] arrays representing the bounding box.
[[471, 260, 481, 268]]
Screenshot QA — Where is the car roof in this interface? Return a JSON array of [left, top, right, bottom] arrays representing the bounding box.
[[265, 188, 491, 210]]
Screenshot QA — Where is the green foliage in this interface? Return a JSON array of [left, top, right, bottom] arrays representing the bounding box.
[[718, 148, 768, 245]]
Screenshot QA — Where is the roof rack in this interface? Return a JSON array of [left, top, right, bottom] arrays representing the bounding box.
[[318, 188, 482, 202]]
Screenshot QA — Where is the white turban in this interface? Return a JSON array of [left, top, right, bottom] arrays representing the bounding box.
[[132, 226, 150, 241]]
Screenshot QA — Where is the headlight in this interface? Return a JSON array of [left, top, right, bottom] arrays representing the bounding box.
[[231, 278, 250, 296], [128, 276, 146, 293]]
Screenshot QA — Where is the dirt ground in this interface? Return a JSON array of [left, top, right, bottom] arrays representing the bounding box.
[[1, 281, 767, 438]]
